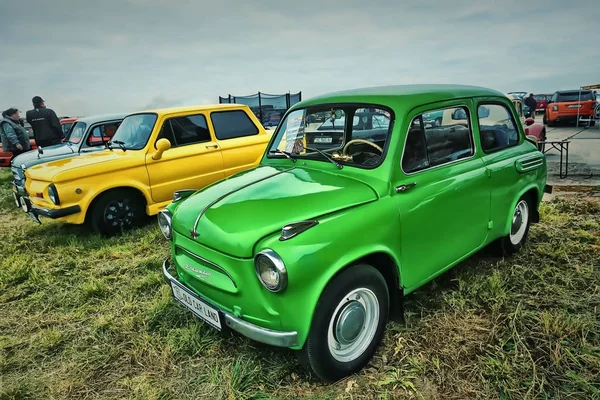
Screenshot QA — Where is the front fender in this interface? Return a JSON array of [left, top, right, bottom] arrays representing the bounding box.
[[254, 197, 400, 349]]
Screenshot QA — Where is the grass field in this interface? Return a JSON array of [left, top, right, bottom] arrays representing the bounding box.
[[1, 168, 599, 399]]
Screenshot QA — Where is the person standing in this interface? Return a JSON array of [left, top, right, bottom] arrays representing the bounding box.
[[26, 96, 63, 147], [1, 108, 31, 161], [525, 93, 537, 120]]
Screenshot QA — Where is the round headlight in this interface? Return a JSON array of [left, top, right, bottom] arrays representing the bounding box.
[[254, 249, 287, 292], [48, 184, 59, 205], [157, 210, 172, 240]]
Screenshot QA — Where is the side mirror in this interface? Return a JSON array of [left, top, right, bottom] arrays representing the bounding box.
[[452, 109, 467, 120], [477, 106, 490, 118], [153, 138, 171, 160], [525, 117, 535, 126]]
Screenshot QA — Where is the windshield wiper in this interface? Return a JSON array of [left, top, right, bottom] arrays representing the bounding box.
[[303, 146, 343, 169], [111, 140, 127, 151], [269, 149, 296, 162]]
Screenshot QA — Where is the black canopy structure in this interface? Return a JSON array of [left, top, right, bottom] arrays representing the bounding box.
[[219, 91, 302, 126]]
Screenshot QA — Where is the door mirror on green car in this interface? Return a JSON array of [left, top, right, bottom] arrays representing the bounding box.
[[153, 138, 171, 160]]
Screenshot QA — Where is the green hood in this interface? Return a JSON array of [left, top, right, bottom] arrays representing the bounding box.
[[172, 165, 378, 258]]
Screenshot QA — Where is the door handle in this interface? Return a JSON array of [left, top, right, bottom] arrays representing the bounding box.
[[395, 182, 417, 193], [205, 144, 218, 149]]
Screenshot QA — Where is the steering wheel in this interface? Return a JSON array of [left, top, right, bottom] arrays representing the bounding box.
[[342, 139, 383, 156]]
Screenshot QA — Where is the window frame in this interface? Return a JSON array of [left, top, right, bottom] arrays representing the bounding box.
[[265, 101, 396, 171], [400, 103, 475, 176], [209, 109, 260, 141], [154, 112, 212, 149], [476, 100, 522, 155], [81, 120, 123, 149]]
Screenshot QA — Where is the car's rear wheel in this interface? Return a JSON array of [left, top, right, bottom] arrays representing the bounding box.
[[298, 264, 389, 382], [89, 189, 146, 236], [496, 195, 532, 256]]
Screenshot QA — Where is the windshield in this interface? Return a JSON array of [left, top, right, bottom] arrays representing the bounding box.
[[268, 105, 393, 168], [67, 121, 87, 144], [110, 113, 157, 150]]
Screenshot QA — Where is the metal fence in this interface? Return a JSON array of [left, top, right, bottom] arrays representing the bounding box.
[[218, 91, 301, 127]]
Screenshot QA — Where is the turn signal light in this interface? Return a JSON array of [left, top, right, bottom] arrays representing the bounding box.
[[35, 192, 44, 198]]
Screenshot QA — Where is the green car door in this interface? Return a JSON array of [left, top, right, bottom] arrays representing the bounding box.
[[474, 99, 546, 241], [393, 102, 491, 292]]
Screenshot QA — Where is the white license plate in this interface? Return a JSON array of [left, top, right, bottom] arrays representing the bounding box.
[[568, 104, 582, 108], [314, 137, 332, 143], [171, 282, 222, 330]]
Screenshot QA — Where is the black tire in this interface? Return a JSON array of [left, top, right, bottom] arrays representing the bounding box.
[[496, 195, 532, 256], [88, 189, 146, 236], [298, 264, 389, 382]]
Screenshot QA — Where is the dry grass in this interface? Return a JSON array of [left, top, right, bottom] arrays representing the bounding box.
[[0, 168, 598, 399]]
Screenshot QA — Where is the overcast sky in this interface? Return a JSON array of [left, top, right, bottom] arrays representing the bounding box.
[[1, 0, 599, 117]]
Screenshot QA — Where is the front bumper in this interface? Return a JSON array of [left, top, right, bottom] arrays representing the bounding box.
[[162, 259, 299, 348], [19, 195, 81, 220]]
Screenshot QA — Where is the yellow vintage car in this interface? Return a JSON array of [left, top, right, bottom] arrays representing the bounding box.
[[20, 104, 272, 234]]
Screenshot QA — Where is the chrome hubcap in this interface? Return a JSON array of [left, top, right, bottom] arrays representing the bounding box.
[[509, 200, 529, 245], [327, 288, 379, 362]]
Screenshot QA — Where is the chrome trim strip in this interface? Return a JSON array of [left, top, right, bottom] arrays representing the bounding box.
[[191, 167, 295, 235], [162, 259, 298, 347], [175, 245, 237, 288]]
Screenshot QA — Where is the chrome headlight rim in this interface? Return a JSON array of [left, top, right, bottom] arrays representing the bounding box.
[[254, 249, 287, 293], [157, 209, 172, 240], [48, 184, 60, 205]]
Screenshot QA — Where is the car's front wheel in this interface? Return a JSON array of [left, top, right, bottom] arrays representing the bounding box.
[[88, 189, 146, 236], [298, 264, 389, 382]]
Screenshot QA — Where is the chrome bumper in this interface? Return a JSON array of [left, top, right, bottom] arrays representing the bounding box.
[[162, 259, 299, 348]]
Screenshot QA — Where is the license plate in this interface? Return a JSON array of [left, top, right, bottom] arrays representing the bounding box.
[[314, 137, 332, 143], [568, 104, 582, 108], [171, 282, 222, 330], [13, 192, 21, 208]]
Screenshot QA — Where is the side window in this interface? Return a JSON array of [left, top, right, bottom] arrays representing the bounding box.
[[86, 122, 120, 147], [402, 106, 474, 173], [478, 104, 519, 153], [157, 114, 211, 147], [211, 110, 259, 140]]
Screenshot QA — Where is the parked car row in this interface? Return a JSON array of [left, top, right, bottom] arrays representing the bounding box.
[[0, 117, 75, 167], [508, 89, 598, 126], [9, 85, 550, 382]]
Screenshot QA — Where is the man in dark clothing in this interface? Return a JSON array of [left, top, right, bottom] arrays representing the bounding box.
[[1, 108, 31, 161], [524, 93, 538, 120], [26, 96, 64, 147]]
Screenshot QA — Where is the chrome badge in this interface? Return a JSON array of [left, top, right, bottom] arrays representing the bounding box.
[[184, 264, 211, 278]]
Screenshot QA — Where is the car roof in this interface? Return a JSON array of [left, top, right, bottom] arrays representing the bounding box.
[[130, 103, 249, 116], [293, 84, 507, 113], [75, 112, 130, 124]]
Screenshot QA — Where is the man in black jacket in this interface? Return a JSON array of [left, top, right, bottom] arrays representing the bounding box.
[[524, 93, 538, 120], [26, 96, 64, 147]]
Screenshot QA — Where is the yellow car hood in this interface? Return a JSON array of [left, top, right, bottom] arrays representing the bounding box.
[[25, 150, 127, 182]]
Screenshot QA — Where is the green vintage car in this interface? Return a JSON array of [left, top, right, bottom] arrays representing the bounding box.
[[159, 84, 551, 381]]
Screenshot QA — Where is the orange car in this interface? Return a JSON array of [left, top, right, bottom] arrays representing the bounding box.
[[544, 90, 596, 126]]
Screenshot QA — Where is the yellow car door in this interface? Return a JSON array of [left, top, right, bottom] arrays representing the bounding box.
[[208, 109, 271, 178], [146, 112, 225, 204]]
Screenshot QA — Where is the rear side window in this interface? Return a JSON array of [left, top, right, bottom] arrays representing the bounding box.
[[211, 110, 259, 140], [402, 106, 474, 173], [557, 91, 593, 102], [157, 114, 211, 147], [477, 103, 519, 153]]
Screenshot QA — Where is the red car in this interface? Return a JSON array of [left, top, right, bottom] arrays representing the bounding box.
[[0, 118, 76, 167], [534, 94, 551, 113]]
